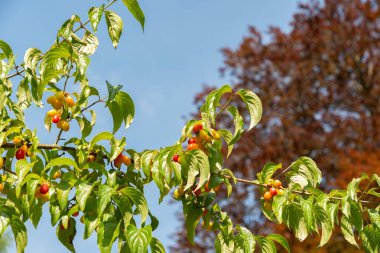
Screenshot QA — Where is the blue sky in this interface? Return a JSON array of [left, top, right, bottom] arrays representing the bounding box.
[[1, 1, 301, 252]]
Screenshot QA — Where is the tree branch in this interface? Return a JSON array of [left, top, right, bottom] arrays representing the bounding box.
[[224, 175, 379, 204], [1, 143, 76, 152]]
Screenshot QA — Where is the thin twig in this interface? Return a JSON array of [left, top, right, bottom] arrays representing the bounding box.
[[81, 96, 108, 114], [215, 92, 235, 119]]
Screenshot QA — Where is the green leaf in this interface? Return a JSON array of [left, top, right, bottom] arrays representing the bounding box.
[[200, 84, 232, 126], [258, 162, 282, 183], [45, 157, 78, 171], [266, 234, 290, 253], [272, 194, 287, 223], [88, 5, 104, 32], [112, 193, 133, 227], [90, 131, 113, 148], [226, 106, 244, 154], [0, 212, 10, 237], [10, 215, 27, 253], [122, 0, 145, 30], [78, 32, 99, 56], [217, 129, 234, 157], [236, 89, 262, 130], [15, 159, 34, 183], [24, 47, 43, 71], [368, 209, 380, 230], [76, 183, 97, 211], [57, 218, 77, 252], [119, 187, 149, 224], [0, 40, 13, 59], [256, 236, 277, 253], [300, 198, 314, 232], [98, 184, 115, 217], [234, 226, 256, 253], [288, 156, 321, 188], [16, 78, 32, 109], [150, 237, 166, 253], [106, 83, 135, 133], [341, 215, 359, 248], [184, 203, 203, 244], [56, 181, 71, 211], [97, 218, 120, 253], [347, 177, 362, 202], [313, 206, 332, 247], [40, 44, 71, 85], [105, 10, 123, 48], [30, 204, 42, 228], [348, 199, 363, 232], [284, 204, 308, 242], [126, 225, 152, 253], [191, 149, 210, 191], [360, 224, 380, 253], [215, 232, 234, 253]]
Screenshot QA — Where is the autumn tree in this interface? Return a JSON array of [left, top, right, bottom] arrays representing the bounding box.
[[172, 0, 380, 252]]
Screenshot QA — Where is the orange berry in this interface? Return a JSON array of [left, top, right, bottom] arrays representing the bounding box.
[[21, 144, 28, 152], [87, 153, 96, 163], [0, 183, 4, 192], [52, 98, 63, 110], [52, 170, 61, 180], [55, 92, 65, 102], [13, 137, 22, 145], [187, 143, 198, 151], [0, 157, 4, 168], [274, 179, 282, 188], [121, 155, 131, 166], [47, 109, 59, 118], [47, 95, 55, 104], [65, 96, 75, 107], [263, 191, 273, 201]]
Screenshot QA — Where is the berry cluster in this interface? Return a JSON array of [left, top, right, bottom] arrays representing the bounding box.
[[263, 178, 284, 209], [13, 137, 34, 160], [46, 92, 75, 132], [172, 121, 220, 163]]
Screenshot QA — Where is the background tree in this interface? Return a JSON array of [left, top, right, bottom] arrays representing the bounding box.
[[171, 0, 380, 252]]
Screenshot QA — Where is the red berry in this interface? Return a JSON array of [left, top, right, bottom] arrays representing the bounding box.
[[15, 148, 25, 160], [188, 137, 197, 144], [72, 211, 79, 217], [172, 154, 180, 163], [193, 123, 203, 133], [193, 188, 201, 196], [52, 114, 60, 123], [39, 183, 50, 194], [270, 187, 278, 196]]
